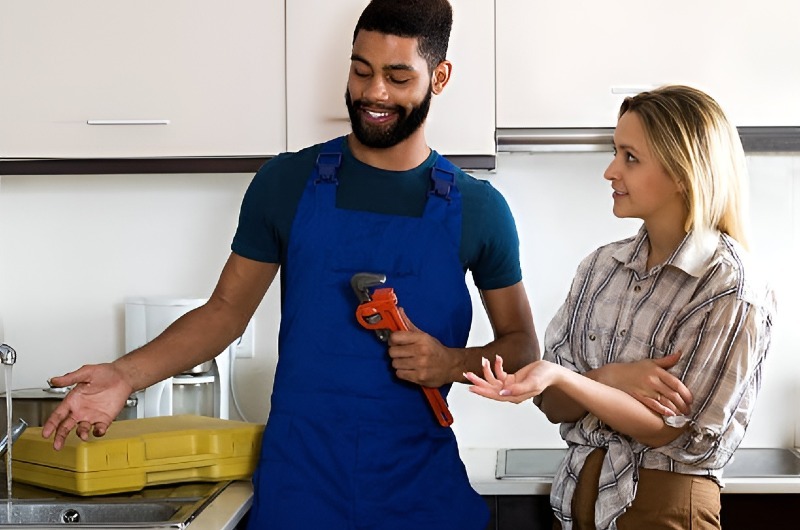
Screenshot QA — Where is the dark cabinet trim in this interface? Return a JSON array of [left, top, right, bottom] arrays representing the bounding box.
[[482, 493, 800, 530], [0, 157, 269, 176], [0, 155, 495, 176]]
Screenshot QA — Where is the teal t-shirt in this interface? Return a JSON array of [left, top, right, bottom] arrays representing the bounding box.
[[231, 140, 521, 291]]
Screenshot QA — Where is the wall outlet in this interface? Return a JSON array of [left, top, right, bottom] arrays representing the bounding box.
[[232, 319, 255, 359]]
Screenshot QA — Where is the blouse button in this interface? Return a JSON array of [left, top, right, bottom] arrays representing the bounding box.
[[589, 334, 596, 341], [634, 285, 642, 292]]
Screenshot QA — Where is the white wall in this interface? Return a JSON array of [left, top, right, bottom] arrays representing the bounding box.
[[1, 152, 797, 449], [0, 172, 279, 424]]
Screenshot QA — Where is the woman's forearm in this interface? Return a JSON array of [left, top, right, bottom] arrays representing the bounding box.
[[536, 365, 622, 423], [549, 366, 684, 447]]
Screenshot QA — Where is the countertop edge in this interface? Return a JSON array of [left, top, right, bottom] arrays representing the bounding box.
[[189, 480, 253, 530], [460, 448, 800, 496]]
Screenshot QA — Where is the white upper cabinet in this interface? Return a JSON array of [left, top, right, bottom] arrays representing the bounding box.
[[0, 0, 285, 158], [497, 0, 800, 128], [286, 0, 496, 157]]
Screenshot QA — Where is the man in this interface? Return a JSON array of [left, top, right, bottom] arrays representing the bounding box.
[[43, 1, 538, 528]]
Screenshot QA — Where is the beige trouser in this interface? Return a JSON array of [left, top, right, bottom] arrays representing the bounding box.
[[553, 448, 721, 530]]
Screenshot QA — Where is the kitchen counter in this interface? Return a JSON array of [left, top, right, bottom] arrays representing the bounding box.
[[190, 447, 800, 530], [460, 447, 800, 496]]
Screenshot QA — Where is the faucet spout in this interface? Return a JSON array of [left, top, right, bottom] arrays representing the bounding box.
[[0, 344, 16, 365], [0, 418, 27, 459]]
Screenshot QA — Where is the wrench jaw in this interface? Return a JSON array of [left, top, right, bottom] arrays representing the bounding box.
[[351, 272, 390, 341], [350, 272, 386, 303]]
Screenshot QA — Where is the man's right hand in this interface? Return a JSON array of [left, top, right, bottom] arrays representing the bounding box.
[[41, 363, 134, 450]]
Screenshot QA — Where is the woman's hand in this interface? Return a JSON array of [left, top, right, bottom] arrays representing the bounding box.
[[592, 352, 692, 417], [464, 355, 561, 404]]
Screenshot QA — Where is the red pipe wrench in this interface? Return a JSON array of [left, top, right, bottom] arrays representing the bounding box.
[[350, 272, 454, 427]]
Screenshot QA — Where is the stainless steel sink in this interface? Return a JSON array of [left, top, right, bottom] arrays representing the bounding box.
[[0, 480, 229, 528], [724, 448, 800, 478], [0, 500, 183, 526], [496, 448, 566, 479]]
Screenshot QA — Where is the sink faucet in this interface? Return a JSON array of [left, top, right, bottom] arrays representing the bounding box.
[[0, 418, 27, 459], [1, 344, 24, 458], [0, 344, 15, 365]]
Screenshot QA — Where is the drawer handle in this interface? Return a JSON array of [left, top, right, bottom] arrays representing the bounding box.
[[86, 119, 171, 125]]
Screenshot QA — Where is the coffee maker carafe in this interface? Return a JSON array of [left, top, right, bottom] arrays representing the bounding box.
[[124, 297, 231, 419]]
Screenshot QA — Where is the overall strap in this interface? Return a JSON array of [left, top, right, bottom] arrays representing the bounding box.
[[314, 137, 346, 185], [428, 152, 460, 202], [423, 152, 463, 245]]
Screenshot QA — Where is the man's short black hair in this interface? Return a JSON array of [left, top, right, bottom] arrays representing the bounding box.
[[353, 0, 452, 72]]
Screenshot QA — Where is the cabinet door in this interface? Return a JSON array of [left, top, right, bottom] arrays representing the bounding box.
[[0, 0, 285, 158], [286, 0, 495, 156], [497, 0, 800, 128]]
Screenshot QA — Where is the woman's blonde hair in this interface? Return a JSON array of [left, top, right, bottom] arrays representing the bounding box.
[[619, 85, 750, 249]]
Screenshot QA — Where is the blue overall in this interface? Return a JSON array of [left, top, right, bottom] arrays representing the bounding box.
[[246, 137, 488, 530]]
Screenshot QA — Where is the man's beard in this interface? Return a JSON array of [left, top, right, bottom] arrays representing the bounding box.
[[345, 87, 432, 148]]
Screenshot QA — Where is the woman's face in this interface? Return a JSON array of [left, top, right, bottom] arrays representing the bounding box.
[[604, 111, 687, 231]]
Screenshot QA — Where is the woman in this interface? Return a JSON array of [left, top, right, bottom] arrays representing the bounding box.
[[465, 85, 776, 530]]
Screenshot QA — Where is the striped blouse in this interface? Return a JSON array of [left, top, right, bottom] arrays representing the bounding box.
[[543, 226, 776, 530]]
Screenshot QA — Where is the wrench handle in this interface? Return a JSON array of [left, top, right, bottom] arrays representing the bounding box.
[[421, 387, 455, 427], [355, 288, 454, 427], [380, 303, 455, 427]]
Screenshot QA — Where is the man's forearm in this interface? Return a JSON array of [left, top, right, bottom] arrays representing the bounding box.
[[456, 330, 539, 383]]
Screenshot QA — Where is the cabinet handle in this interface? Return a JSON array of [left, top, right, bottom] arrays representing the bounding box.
[[496, 128, 614, 153], [86, 120, 171, 125]]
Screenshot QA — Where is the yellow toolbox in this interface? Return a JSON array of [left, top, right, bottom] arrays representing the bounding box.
[[9, 415, 264, 496]]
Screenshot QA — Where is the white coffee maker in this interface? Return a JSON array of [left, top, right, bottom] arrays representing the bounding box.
[[124, 296, 232, 419]]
